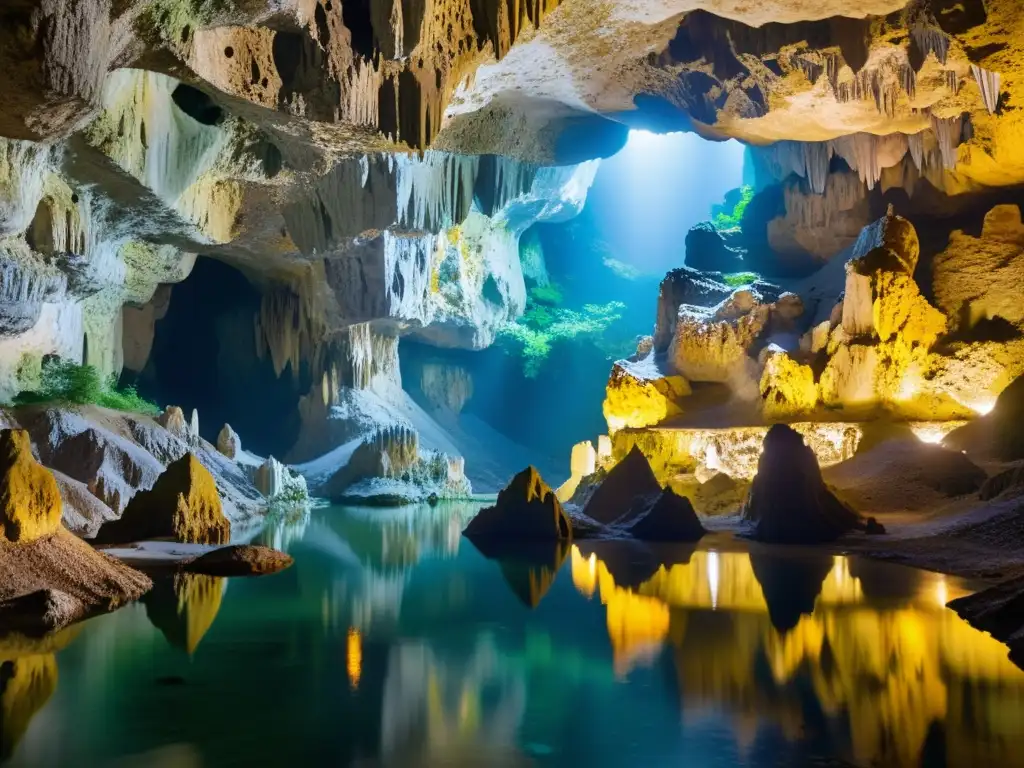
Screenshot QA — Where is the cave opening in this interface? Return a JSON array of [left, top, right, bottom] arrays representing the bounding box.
[[124, 257, 306, 458]]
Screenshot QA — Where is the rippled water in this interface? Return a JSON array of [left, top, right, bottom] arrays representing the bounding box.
[[3, 502, 1024, 767]]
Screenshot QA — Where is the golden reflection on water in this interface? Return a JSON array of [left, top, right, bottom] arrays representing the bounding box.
[[347, 627, 363, 690], [569, 545, 1024, 767]]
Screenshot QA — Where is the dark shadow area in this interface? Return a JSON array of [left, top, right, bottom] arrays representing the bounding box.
[[127, 257, 305, 457], [749, 551, 833, 633]]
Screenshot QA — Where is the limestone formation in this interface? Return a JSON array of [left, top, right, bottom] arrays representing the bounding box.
[[94, 453, 230, 545], [946, 374, 1024, 461], [158, 406, 189, 440], [216, 424, 240, 460], [603, 357, 690, 433], [742, 425, 880, 545], [582, 446, 662, 526], [684, 222, 745, 273], [0, 429, 61, 543], [555, 440, 597, 503], [464, 467, 571, 542], [184, 545, 293, 577]]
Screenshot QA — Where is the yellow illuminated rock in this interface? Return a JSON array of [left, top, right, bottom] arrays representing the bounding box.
[[555, 441, 596, 503], [464, 466, 571, 542], [95, 453, 230, 545], [0, 429, 61, 544], [602, 358, 690, 433], [759, 347, 819, 420], [612, 422, 861, 482]]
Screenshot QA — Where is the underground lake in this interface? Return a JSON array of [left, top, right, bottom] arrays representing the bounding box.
[[3, 502, 1024, 768]]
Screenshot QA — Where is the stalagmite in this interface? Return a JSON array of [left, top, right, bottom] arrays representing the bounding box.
[[971, 65, 1001, 114], [911, 25, 949, 65]]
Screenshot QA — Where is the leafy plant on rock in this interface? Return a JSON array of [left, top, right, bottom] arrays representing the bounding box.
[[712, 185, 754, 230], [13, 357, 161, 415], [499, 301, 626, 377]]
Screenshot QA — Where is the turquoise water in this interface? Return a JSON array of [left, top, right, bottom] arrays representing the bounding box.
[[4, 502, 1024, 767]]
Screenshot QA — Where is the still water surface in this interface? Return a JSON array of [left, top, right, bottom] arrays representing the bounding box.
[[4, 502, 1024, 767]]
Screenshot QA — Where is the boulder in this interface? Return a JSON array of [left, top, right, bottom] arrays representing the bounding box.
[[464, 467, 571, 542], [949, 575, 1024, 667], [603, 356, 690, 433], [94, 453, 230, 545], [582, 445, 662, 526], [216, 424, 240, 460], [184, 545, 293, 577], [653, 267, 733, 352], [0, 429, 62, 543], [684, 221, 746, 273], [692, 472, 749, 516], [620, 488, 706, 542], [742, 424, 879, 544]]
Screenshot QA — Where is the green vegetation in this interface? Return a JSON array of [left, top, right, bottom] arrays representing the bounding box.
[[723, 271, 759, 287], [499, 301, 626, 377], [712, 185, 754, 230], [13, 357, 161, 415], [528, 282, 564, 306]]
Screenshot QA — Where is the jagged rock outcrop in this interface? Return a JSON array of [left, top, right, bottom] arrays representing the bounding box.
[[216, 424, 240, 460], [603, 355, 690, 433], [653, 267, 734, 353], [183, 545, 293, 577], [94, 453, 230, 545], [464, 467, 571, 542], [582, 446, 662, 526], [743, 424, 881, 544], [0, 429, 61, 542]]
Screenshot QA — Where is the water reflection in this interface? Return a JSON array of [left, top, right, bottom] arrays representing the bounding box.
[[143, 573, 227, 655], [4, 503, 1024, 768], [561, 545, 1024, 767]]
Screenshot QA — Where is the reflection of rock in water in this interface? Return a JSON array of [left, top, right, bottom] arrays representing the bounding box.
[[143, 573, 225, 654], [260, 507, 311, 553], [0, 626, 80, 761], [471, 540, 569, 609], [377, 637, 530, 767], [749, 552, 833, 632], [0, 655, 56, 761]]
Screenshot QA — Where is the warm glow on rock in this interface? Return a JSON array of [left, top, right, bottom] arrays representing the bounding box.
[[971, 398, 997, 415], [909, 421, 968, 445]]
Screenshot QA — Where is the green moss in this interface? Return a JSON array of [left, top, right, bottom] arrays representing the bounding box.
[[713, 185, 754, 230], [499, 301, 626, 377], [723, 271, 759, 287], [14, 358, 161, 416]]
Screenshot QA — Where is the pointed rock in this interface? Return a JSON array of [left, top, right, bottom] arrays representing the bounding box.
[[464, 467, 571, 542], [94, 453, 230, 545], [216, 424, 240, 460], [582, 446, 661, 526], [622, 488, 706, 542], [743, 425, 879, 544]]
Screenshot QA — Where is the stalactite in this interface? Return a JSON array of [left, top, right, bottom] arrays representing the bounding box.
[[944, 70, 959, 94], [971, 64, 1001, 114], [911, 25, 949, 66], [908, 131, 925, 172], [931, 114, 964, 170], [783, 171, 866, 228], [253, 282, 325, 378], [395, 151, 479, 231]]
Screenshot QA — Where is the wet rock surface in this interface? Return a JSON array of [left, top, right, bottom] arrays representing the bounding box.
[[183, 545, 293, 577]]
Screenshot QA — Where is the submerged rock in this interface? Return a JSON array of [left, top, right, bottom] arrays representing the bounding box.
[[184, 545, 294, 577], [464, 467, 571, 542], [743, 424, 881, 544], [582, 445, 662, 526], [620, 488, 706, 542], [94, 453, 230, 545], [216, 424, 240, 460], [0, 429, 62, 542]]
